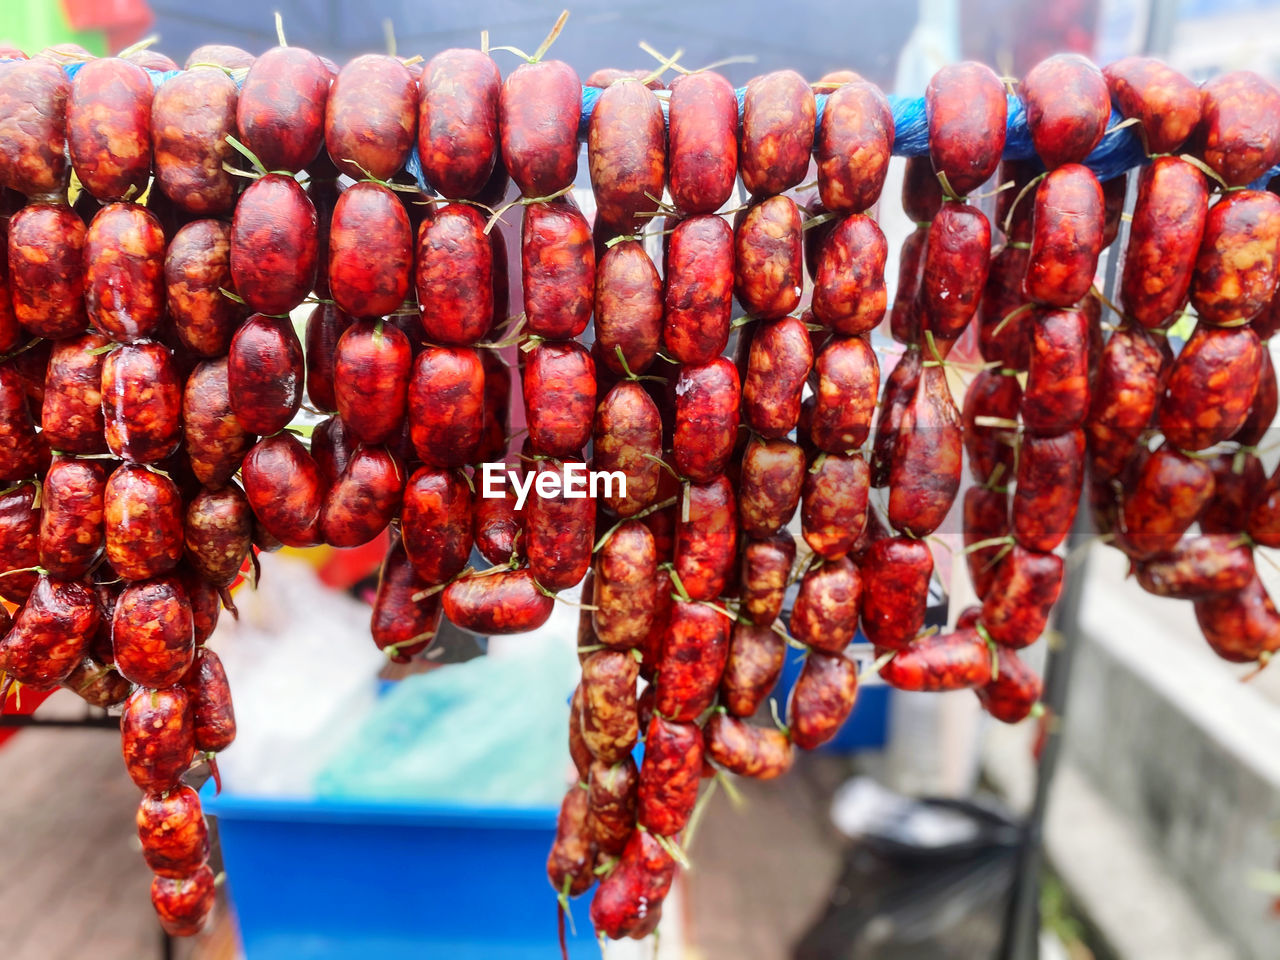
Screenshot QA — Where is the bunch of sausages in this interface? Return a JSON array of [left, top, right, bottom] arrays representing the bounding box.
[[0, 29, 1278, 944]]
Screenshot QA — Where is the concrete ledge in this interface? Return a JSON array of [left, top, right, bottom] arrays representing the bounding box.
[[1066, 548, 1280, 960]]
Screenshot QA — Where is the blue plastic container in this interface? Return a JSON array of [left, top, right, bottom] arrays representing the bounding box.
[[202, 788, 598, 959]]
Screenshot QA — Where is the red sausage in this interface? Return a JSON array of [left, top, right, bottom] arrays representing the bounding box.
[[1158, 323, 1263, 451], [588, 78, 665, 232], [889, 226, 928, 346], [418, 49, 501, 199], [674, 475, 738, 601], [977, 647, 1043, 724], [1085, 323, 1166, 480], [400, 466, 473, 584], [654, 600, 730, 721], [721, 620, 787, 716], [816, 81, 893, 214], [1119, 448, 1215, 559], [1022, 307, 1091, 435], [922, 202, 991, 344], [1134, 535, 1255, 600], [1024, 164, 1104, 308], [183, 484, 253, 588], [230, 174, 318, 316], [790, 557, 862, 653], [812, 214, 888, 336], [183, 359, 254, 489], [113, 576, 195, 689], [1021, 54, 1110, 169], [594, 240, 662, 377], [331, 319, 412, 447], [926, 61, 1007, 196], [67, 58, 152, 201], [590, 828, 676, 939], [165, 220, 242, 358], [136, 783, 208, 885], [327, 181, 413, 318], [734, 196, 803, 320], [888, 365, 962, 537], [592, 380, 662, 517], [739, 438, 805, 537], [0, 58, 71, 197], [150, 865, 216, 937], [84, 202, 167, 342], [320, 446, 404, 548], [102, 340, 183, 463], [811, 335, 879, 453], [104, 464, 184, 580], [880, 628, 993, 691], [1012, 430, 1085, 553], [802, 453, 870, 560], [1198, 71, 1280, 188], [472, 487, 523, 565], [637, 715, 703, 836], [860, 537, 934, 649], [592, 521, 657, 651], [546, 785, 595, 898], [870, 347, 923, 488], [961, 368, 1020, 485], [324, 54, 416, 181], [151, 67, 240, 216], [740, 70, 815, 197], [743, 315, 811, 438], [674, 357, 741, 482], [237, 46, 330, 173], [524, 339, 596, 458], [370, 539, 443, 661], [0, 481, 40, 604], [441, 567, 554, 635], [663, 214, 734, 365], [38, 458, 105, 580], [522, 198, 595, 339], [227, 314, 304, 437], [500, 59, 581, 197], [667, 71, 738, 214], [1119, 157, 1208, 329], [580, 648, 640, 763], [415, 203, 494, 346], [0, 575, 98, 689], [40, 334, 107, 454], [739, 533, 796, 628], [1202, 451, 1263, 535], [120, 685, 194, 792], [1190, 190, 1280, 326], [979, 545, 1063, 648], [526, 456, 595, 592], [787, 651, 859, 750], [1103, 57, 1201, 154], [586, 756, 638, 856], [241, 434, 324, 549], [1193, 575, 1280, 663], [963, 485, 1010, 600], [8, 203, 88, 339], [137, 785, 210, 879]]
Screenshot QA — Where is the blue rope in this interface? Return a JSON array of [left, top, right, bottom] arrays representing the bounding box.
[[23, 60, 1280, 192]]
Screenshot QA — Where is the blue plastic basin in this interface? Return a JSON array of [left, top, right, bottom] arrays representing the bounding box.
[[202, 787, 598, 959]]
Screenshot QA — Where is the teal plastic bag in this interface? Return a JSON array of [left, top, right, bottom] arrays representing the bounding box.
[[315, 641, 578, 808]]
